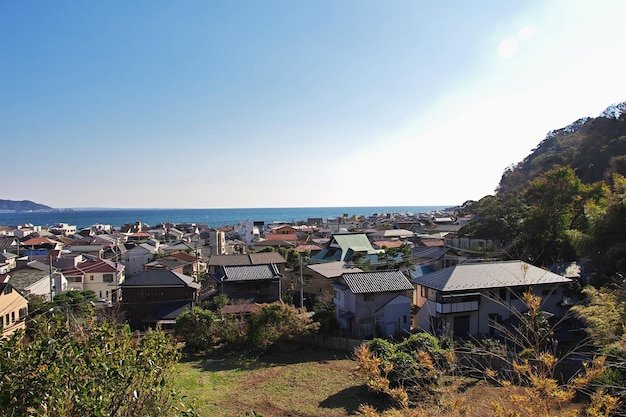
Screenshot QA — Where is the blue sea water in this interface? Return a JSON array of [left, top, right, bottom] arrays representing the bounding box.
[[0, 206, 452, 230]]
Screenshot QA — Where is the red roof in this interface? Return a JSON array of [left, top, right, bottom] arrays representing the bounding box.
[[373, 240, 404, 249], [63, 258, 119, 275], [21, 237, 59, 246], [265, 233, 298, 241], [294, 244, 323, 253]]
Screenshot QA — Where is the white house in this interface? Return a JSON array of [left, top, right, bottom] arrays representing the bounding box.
[[122, 243, 158, 277], [333, 270, 414, 339], [412, 260, 572, 338]]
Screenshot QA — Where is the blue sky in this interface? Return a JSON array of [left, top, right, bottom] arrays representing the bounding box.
[[2, 0, 625, 209]]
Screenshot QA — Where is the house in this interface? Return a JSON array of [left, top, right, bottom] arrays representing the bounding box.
[[0, 251, 17, 274], [143, 251, 205, 278], [121, 269, 201, 330], [411, 260, 572, 338], [62, 258, 125, 302], [0, 236, 20, 255], [299, 261, 363, 303], [20, 236, 62, 251], [5, 260, 66, 301], [309, 232, 383, 264], [213, 264, 282, 303], [121, 242, 159, 277], [208, 252, 288, 275], [0, 283, 28, 338], [333, 270, 414, 339]]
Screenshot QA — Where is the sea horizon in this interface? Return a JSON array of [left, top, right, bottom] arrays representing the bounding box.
[[0, 205, 455, 230]]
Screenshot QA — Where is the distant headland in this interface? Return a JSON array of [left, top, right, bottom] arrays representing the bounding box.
[[0, 199, 54, 212]]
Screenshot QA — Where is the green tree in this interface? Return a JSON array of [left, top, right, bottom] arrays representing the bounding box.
[[520, 167, 591, 265], [0, 309, 195, 417], [175, 307, 223, 353], [246, 304, 319, 353], [460, 193, 528, 244]]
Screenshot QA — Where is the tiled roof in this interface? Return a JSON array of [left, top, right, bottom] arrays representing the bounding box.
[[373, 240, 404, 249], [294, 244, 323, 253], [168, 251, 197, 262], [414, 260, 572, 292], [341, 270, 413, 294], [221, 264, 281, 282], [21, 237, 59, 246], [63, 258, 119, 276], [265, 233, 298, 241]]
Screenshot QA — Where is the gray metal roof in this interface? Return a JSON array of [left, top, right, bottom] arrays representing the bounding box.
[[208, 253, 287, 266], [414, 260, 572, 292], [221, 264, 281, 282], [121, 270, 200, 289], [341, 270, 413, 294]]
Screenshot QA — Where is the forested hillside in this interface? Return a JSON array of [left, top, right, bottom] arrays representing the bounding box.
[[497, 101, 626, 195]]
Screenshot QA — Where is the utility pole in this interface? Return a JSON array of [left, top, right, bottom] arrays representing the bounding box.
[[49, 254, 54, 302], [299, 255, 304, 309]]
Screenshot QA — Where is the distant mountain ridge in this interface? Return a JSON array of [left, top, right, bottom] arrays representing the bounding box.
[[0, 199, 54, 212], [497, 100, 626, 195]]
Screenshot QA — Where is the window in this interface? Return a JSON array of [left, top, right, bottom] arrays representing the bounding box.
[[19, 308, 27, 319], [488, 313, 502, 336], [11, 312, 15, 323], [334, 290, 341, 300], [103, 274, 114, 283], [90, 275, 94, 281], [420, 286, 428, 298]]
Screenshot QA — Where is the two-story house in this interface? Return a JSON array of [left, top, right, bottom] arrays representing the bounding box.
[[121, 242, 159, 277], [213, 263, 282, 304], [120, 270, 200, 330], [62, 258, 125, 302], [333, 270, 414, 339], [411, 260, 572, 338], [0, 283, 28, 338]]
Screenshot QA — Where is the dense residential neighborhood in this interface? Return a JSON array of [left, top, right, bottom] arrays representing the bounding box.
[[1, 209, 577, 340]]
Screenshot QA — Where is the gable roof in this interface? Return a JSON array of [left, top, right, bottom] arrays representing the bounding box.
[[340, 270, 413, 294], [0, 236, 19, 251], [208, 253, 287, 266], [307, 261, 363, 279], [414, 260, 572, 292], [63, 258, 119, 276], [121, 269, 200, 289], [219, 264, 282, 282], [311, 233, 381, 262]]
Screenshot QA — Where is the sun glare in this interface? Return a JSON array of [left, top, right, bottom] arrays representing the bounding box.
[[498, 38, 519, 58]]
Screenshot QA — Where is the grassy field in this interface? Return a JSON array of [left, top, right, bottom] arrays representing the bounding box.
[[172, 344, 389, 417], [171, 343, 586, 417]]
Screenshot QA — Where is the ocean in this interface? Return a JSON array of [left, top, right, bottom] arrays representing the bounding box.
[[0, 206, 452, 230]]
